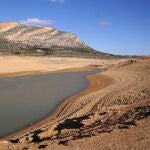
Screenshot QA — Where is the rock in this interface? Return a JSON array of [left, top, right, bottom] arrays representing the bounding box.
[[19, 137, 27, 143], [38, 128, 58, 139], [118, 124, 129, 129], [27, 136, 33, 142]]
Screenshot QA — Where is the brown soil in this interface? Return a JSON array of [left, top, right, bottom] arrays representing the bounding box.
[[0, 56, 149, 150]]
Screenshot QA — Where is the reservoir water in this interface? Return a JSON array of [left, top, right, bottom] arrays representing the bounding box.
[[0, 69, 99, 138]]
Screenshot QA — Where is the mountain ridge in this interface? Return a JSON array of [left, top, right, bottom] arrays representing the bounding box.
[[0, 22, 89, 49], [0, 22, 117, 58]]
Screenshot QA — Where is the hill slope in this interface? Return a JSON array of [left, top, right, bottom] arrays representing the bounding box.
[[0, 22, 115, 58]]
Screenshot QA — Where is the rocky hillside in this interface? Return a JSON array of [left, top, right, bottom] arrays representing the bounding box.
[[0, 22, 116, 58]]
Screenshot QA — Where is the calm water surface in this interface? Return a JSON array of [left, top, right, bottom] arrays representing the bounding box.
[[0, 69, 99, 138]]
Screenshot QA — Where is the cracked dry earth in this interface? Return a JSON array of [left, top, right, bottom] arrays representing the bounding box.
[[0, 57, 150, 150]]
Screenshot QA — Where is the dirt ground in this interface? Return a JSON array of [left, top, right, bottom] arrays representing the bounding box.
[[0, 55, 125, 77], [0, 56, 149, 150]]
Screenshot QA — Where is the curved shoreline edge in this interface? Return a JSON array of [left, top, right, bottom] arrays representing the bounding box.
[[3, 67, 110, 140], [0, 57, 150, 149]]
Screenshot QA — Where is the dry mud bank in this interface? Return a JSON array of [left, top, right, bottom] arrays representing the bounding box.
[[0, 56, 150, 150], [0, 55, 124, 77]]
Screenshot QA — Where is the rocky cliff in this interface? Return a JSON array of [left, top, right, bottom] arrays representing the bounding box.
[[0, 22, 115, 58]]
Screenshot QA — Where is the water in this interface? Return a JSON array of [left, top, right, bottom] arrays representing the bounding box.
[[0, 69, 99, 138]]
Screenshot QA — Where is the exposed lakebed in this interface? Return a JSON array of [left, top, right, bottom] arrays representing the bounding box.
[[0, 69, 99, 138]]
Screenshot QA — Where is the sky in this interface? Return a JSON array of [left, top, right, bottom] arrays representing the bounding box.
[[0, 0, 150, 55]]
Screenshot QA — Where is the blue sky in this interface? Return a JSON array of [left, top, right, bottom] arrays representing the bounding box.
[[0, 0, 150, 55]]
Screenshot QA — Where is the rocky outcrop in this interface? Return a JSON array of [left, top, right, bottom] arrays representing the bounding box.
[[0, 22, 90, 49], [0, 22, 118, 58]]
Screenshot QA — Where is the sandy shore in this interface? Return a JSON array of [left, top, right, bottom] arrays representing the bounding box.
[[0, 55, 129, 77], [0, 55, 149, 150]]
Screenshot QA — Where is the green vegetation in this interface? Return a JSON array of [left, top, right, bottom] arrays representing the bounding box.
[[0, 38, 123, 58]]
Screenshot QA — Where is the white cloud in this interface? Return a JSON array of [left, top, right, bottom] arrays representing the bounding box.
[[20, 18, 53, 27], [49, 0, 64, 4], [99, 21, 112, 27]]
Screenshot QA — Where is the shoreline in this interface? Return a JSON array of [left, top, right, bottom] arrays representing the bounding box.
[[1, 58, 138, 140], [0, 57, 149, 150], [2, 67, 105, 140], [0, 66, 94, 79]]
